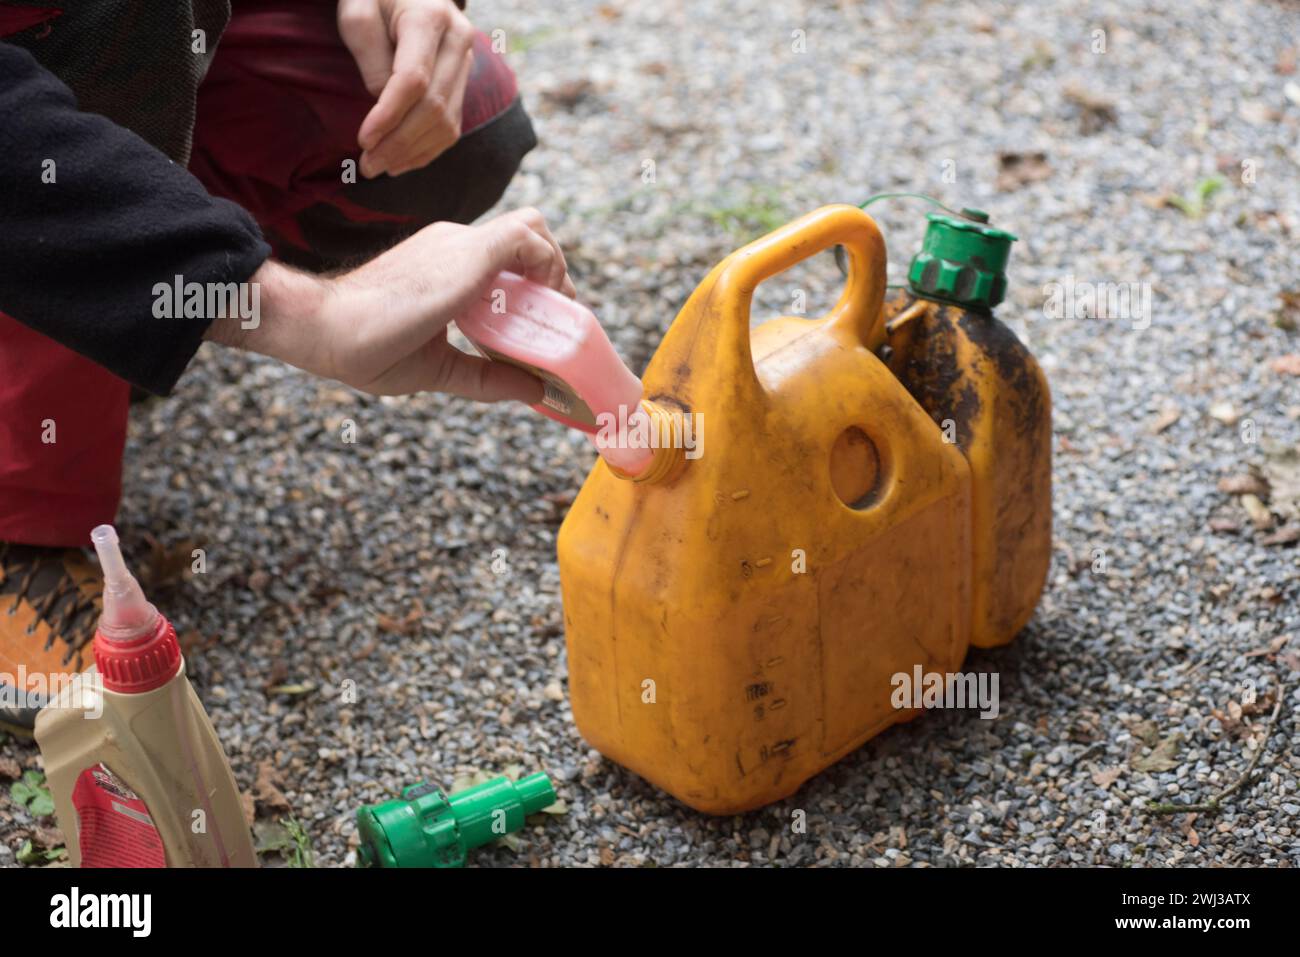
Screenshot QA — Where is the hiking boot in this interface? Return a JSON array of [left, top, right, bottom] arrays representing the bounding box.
[[0, 543, 103, 738]]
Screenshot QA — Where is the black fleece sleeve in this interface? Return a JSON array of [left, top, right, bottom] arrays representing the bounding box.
[[0, 41, 272, 395]]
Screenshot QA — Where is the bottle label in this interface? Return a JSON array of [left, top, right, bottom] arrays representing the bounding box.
[[469, 342, 598, 428], [71, 764, 166, 867]]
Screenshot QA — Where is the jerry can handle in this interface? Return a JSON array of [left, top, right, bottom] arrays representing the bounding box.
[[712, 204, 889, 365]]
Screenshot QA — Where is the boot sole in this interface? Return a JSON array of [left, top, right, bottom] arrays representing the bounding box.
[[0, 711, 37, 741]]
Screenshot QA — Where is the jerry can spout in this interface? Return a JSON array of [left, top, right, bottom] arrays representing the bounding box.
[[603, 399, 689, 485]]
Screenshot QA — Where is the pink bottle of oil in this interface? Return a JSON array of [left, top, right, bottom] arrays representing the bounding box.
[[456, 272, 682, 481]]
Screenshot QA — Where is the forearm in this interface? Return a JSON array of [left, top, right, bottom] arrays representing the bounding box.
[[203, 261, 336, 379], [207, 210, 571, 401], [0, 42, 271, 395]]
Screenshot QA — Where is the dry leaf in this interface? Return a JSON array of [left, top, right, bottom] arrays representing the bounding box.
[[1210, 707, 1237, 732], [1242, 689, 1277, 718], [1218, 474, 1269, 496], [1063, 84, 1117, 134], [178, 629, 217, 657], [30, 825, 64, 850], [240, 792, 256, 827], [886, 824, 906, 849], [451, 769, 495, 794], [0, 756, 22, 781], [1272, 355, 1300, 377], [495, 832, 524, 853], [138, 534, 199, 590], [252, 819, 293, 856], [377, 600, 424, 637], [254, 760, 292, 813], [1213, 689, 1276, 738], [262, 659, 289, 692], [541, 78, 596, 110], [1091, 766, 1123, 790], [1149, 407, 1182, 434], [1277, 291, 1300, 331], [996, 151, 1052, 191], [1262, 444, 1300, 521], [1131, 733, 1183, 772], [1245, 635, 1291, 658], [1129, 719, 1160, 747], [1262, 524, 1300, 546], [1241, 494, 1274, 531]]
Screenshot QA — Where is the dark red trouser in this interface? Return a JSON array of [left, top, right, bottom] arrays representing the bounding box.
[[0, 1, 535, 546]]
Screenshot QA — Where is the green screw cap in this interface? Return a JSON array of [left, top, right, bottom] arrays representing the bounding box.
[[907, 208, 1017, 311], [356, 772, 557, 868]]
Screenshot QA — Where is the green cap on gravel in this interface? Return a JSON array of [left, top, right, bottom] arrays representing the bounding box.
[[907, 207, 1017, 311], [356, 772, 557, 868], [358, 769, 556, 868]]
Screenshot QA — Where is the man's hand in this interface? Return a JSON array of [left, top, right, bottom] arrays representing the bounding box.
[[206, 208, 576, 401], [338, 0, 476, 179]]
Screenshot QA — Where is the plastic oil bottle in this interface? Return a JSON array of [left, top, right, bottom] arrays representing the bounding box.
[[456, 270, 684, 483], [35, 525, 256, 867]]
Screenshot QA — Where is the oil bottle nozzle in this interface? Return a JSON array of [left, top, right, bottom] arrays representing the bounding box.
[[604, 400, 688, 485], [355, 772, 557, 868], [90, 524, 158, 642]]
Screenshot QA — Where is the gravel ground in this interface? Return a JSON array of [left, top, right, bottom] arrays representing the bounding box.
[[3, 0, 1299, 868]]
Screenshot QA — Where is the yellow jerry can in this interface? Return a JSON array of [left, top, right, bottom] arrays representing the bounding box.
[[557, 204, 1050, 814]]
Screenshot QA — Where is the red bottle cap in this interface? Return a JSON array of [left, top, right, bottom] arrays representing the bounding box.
[[94, 614, 182, 694]]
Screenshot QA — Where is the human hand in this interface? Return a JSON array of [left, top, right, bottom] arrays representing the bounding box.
[[208, 208, 576, 401], [338, 0, 476, 178]]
